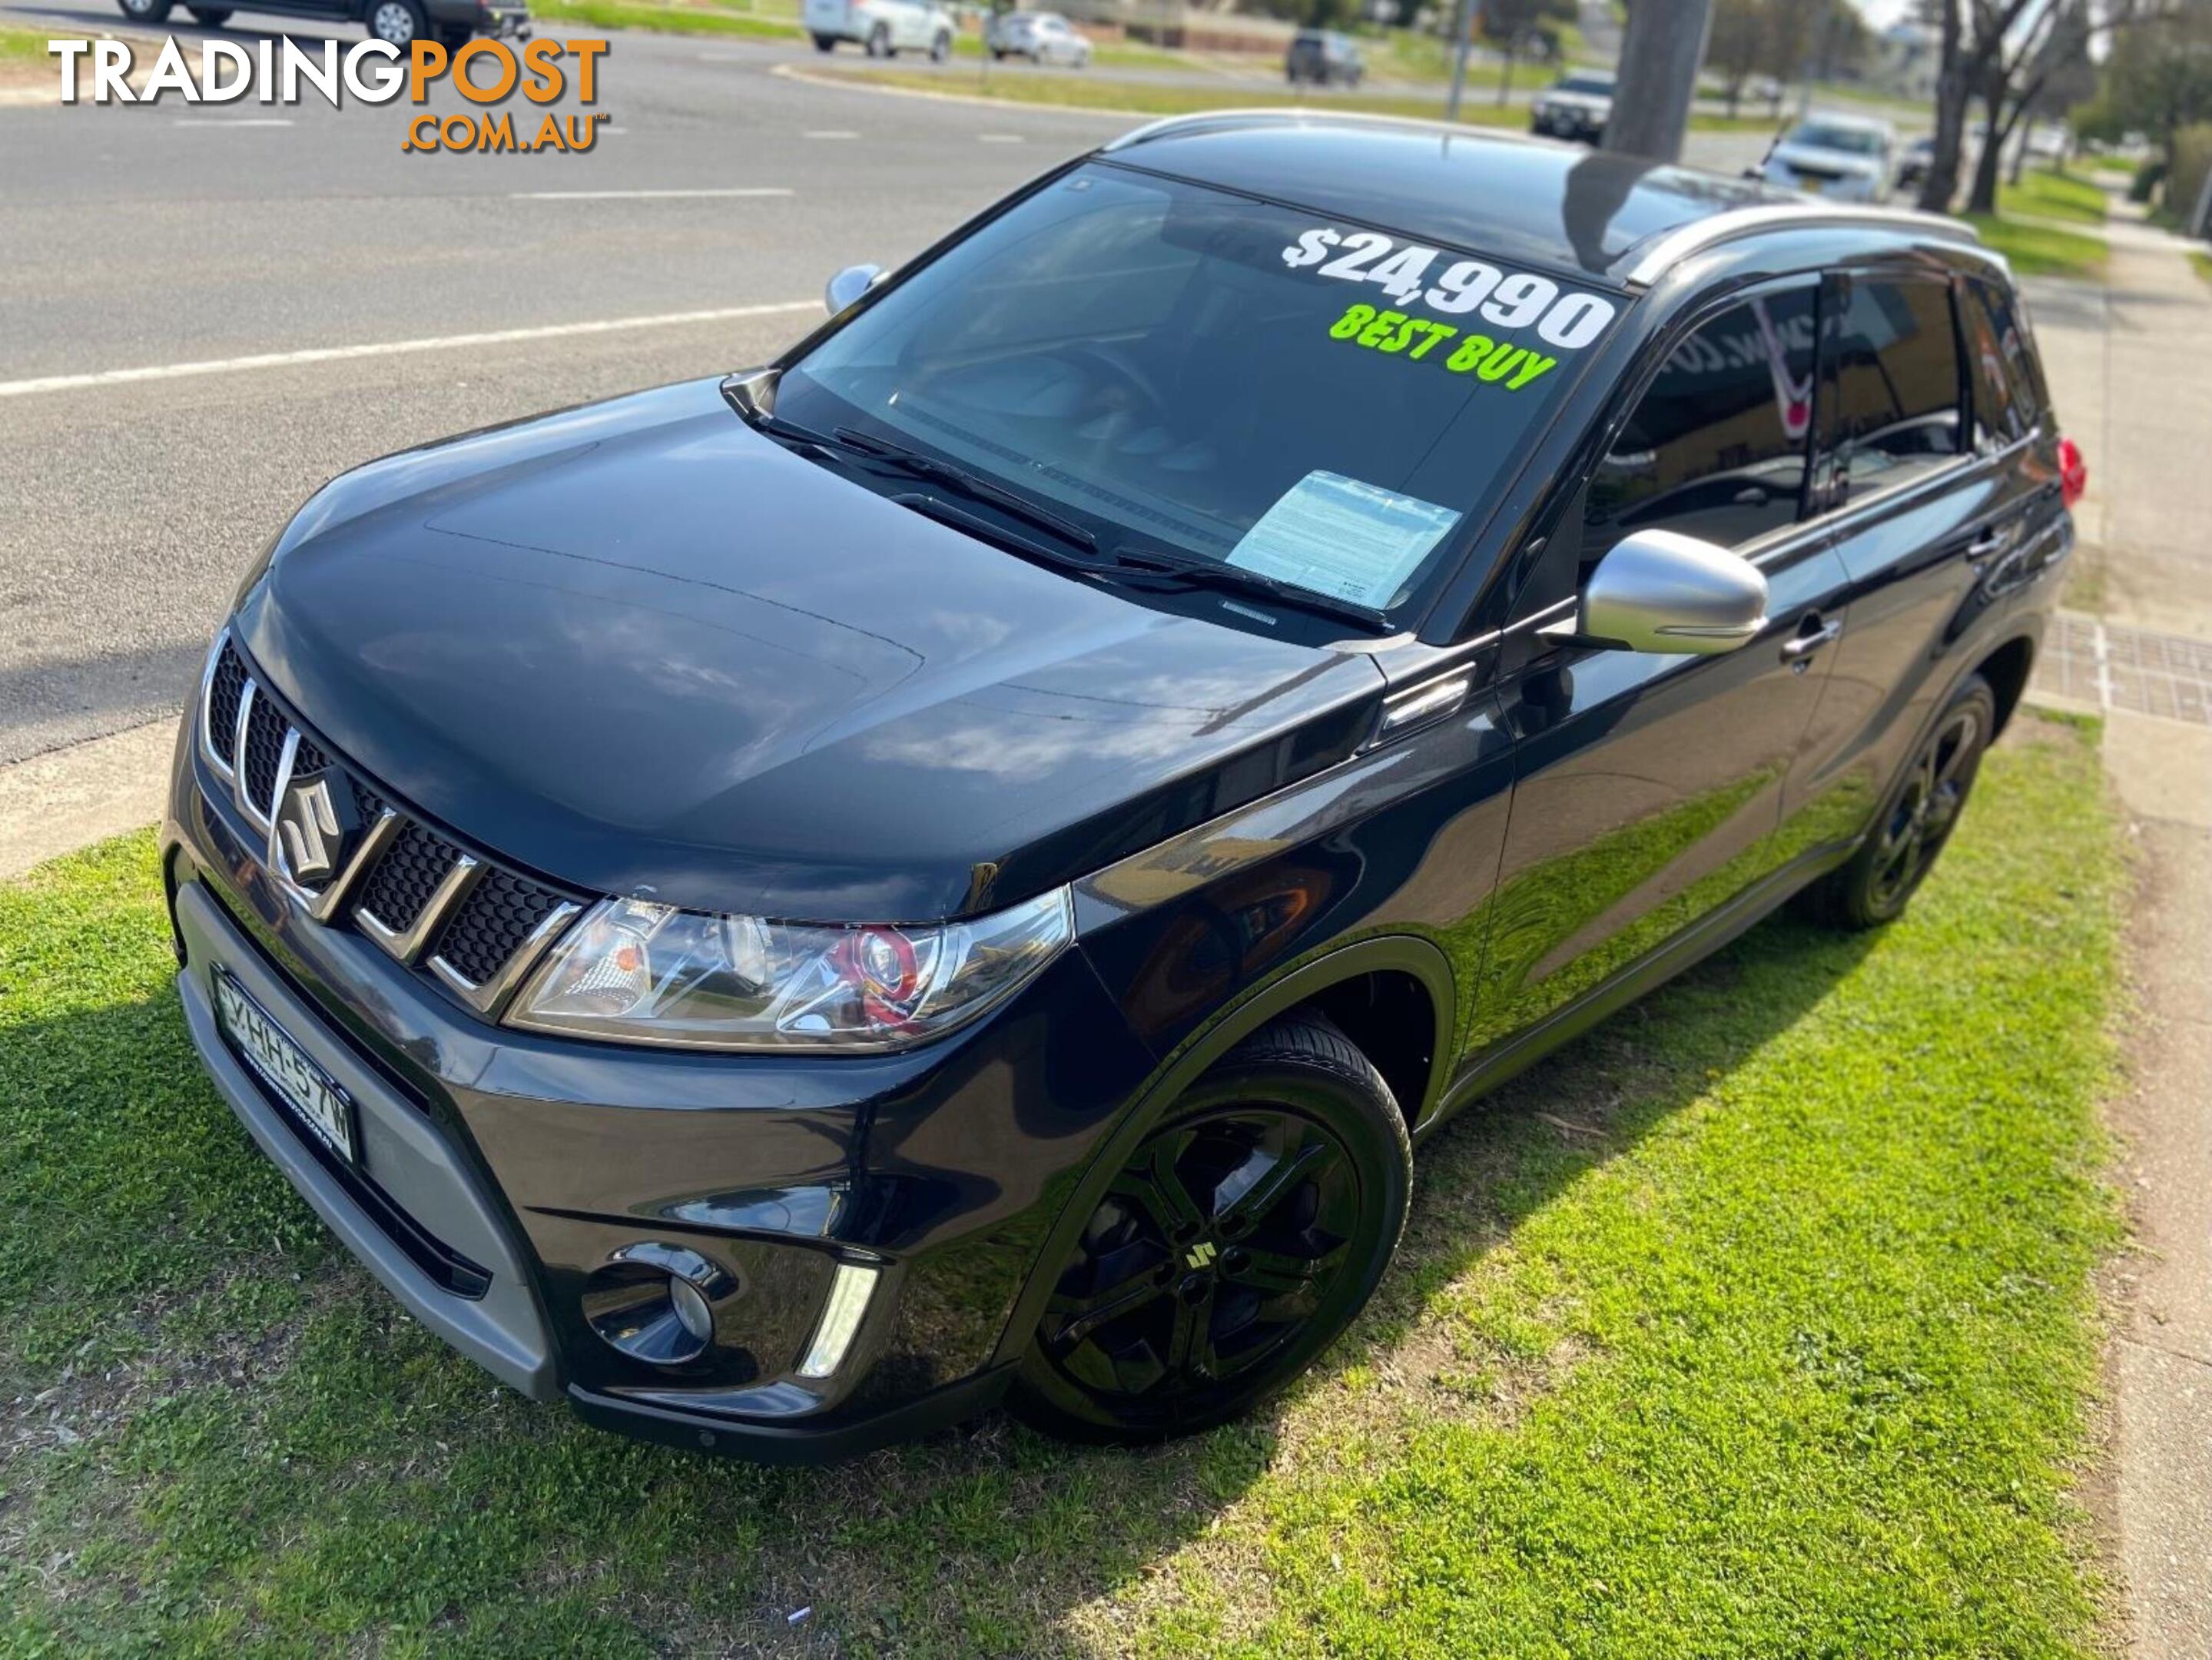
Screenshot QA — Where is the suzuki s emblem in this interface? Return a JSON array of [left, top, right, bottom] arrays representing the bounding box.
[[274, 775, 347, 884], [1184, 1241, 1218, 1270]]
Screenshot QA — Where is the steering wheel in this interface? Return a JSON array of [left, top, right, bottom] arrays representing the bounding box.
[[1057, 341, 1171, 423]]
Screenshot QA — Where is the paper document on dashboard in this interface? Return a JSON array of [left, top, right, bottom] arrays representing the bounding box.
[[1226, 471, 1460, 609]]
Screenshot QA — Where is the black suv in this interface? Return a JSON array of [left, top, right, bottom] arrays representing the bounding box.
[[116, 0, 526, 49], [166, 114, 2080, 1460], [1285, 28, 1362, 86]]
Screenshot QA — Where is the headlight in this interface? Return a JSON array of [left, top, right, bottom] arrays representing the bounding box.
[[507, 888, 1073, 1051]]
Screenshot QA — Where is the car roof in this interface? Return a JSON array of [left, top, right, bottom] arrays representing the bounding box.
[[1794, 111, 1895, 133], [1101, 112, 1982, 284]]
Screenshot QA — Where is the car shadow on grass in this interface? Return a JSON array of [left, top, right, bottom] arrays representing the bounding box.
[[0, 871, 1875, 1655]]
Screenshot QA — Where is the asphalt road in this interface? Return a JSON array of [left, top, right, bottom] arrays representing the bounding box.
[[0, 4, 1775, 765]]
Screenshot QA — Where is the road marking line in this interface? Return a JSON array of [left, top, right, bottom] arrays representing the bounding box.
[[0, 301, 817, 401], [509, 187, 794, 200], [804, 128, 861, 138], [172, 117, 294, 127], [976, 132, 1026, 143], [2092, 619, 2115, 712]]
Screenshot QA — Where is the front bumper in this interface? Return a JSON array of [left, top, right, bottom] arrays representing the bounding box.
[[164, 705, 1159, 1460]]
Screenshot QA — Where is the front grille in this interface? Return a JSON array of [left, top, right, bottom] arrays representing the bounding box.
[[207, 644, 247, 765], [433, 870, 564, 986], [359, 822, 463, 933], [241, 691, 288, 816], [197, 632, 581, 1015]]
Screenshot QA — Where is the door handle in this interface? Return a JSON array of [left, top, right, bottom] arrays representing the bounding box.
[[1780, 617, 1843, 666], [1965, 528, 2011, 560]]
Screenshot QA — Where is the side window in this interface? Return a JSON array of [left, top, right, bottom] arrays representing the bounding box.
[[1832, 277, 1964, 490], [1582, 283, 1817, 561], [1965, 277, 2045, 444]]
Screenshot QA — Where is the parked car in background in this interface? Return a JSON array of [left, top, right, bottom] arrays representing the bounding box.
[[167, 111, 2081, 1460], [986, 9, 1092, 65], [1285, 29, 1363, 86], [806, 0, 955, 58], [1759, 114, 1896, 202], [1528, 69, 1614, 144], [115, 0, 526, 47]]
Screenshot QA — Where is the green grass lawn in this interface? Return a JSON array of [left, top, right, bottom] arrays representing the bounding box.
[[1965, 213, 2110, 280], [528, 0, 801, 42], [2190, 249, 2212, 290], [1, 22, 56, 65], [819, 65, 1773, 134], [2000, 168, 2111, 227], [0, 716, 2125, 1655]]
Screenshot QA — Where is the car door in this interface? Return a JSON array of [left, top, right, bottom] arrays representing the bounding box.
[[1466, 277, 1851, 1058], [1772, 267, 2017, 862]]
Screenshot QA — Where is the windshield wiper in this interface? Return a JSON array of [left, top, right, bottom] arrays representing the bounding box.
[[1106, 543, 1392, 632], [830, 427, 1099, 555]]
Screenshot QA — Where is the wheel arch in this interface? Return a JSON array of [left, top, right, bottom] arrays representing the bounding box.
[[989, 934, 1453, 1369], [1974, 630, 2037, 737]]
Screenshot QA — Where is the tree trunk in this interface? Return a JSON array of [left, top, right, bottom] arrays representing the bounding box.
[[1916, 0, 1965, 214], [1600, 0, 1716, 162], [1965, 71, 2008, 214]]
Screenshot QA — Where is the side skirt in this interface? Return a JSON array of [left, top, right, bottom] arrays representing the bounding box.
[[1421, 839, 1856, 1139]]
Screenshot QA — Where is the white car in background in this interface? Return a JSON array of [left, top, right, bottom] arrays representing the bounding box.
[[1760, 114, 1896, 203], [986, 10, 1093, 65], [807, 0, 957, 58]]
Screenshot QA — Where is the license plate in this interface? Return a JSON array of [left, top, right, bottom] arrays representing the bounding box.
[[214, 969, 359, 1167]]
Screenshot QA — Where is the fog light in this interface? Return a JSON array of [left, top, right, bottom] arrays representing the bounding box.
[[797, 1261, 879, 1379], [582, 1243, 731, 1369]]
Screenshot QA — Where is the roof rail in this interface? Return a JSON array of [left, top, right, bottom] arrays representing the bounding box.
[[1617, 202, 1993, 287], [1100, 106, 1542, 154]]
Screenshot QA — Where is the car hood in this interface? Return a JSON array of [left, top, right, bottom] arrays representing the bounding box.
[[1769, 142, 1882, 178], [234, 377, 1384, 923]]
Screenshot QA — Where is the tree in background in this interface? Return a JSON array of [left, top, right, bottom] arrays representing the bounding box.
[[1916, 0, 2192, 216], [2092, 1, 2212, 156], [1477, 0, 1576, 102]]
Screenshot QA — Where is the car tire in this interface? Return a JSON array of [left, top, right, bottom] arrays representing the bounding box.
[[811, 32, 836, 49], [366, 0, 426, 45], [116, 0, 173, 20], [864, 22, 890, 56], [930, 29, 950, 61], [433, 21, 470, 47], [1801, 673, 1997, 931], [187, 5, 233, 20], [990, 45, 1005, 58], [1007, 1011, 1411, 1446]]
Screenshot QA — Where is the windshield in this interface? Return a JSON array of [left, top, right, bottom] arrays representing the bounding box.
[[1557, 74, 1613, 95], [1787, 122, 1885, 154], [780, 164, 1623, 616]]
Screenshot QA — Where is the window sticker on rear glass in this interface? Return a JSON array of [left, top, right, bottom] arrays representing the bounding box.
[[1282, 226, 1620, 378], [1227, 471, 1461, 609]]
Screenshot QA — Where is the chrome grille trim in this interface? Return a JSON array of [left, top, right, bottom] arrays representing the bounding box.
[[429, 899, 582, 1017], [360, 854, 483, 966], [197, 631, 237, 782], [232, 679, 270, 831]]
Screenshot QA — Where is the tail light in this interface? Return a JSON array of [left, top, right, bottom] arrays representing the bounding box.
[[2058, 435, 2087, 510]]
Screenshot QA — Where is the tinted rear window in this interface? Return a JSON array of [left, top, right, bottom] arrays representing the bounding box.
[[1832, 277, 1963, 491]]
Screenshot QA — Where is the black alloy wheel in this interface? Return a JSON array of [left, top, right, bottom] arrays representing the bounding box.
[[1805, 673, 1996, 930], [1010, 1014, 1411, 1443]]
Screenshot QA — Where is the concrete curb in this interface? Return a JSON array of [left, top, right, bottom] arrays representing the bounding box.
[[0, 719, 173, 881]]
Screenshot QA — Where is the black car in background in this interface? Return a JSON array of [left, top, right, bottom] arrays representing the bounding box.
[[1529, 68, 1614, 142], [1286, 29, 1363, 86], [115, 0, 526, 48], [167, 112, 2080, 1460]]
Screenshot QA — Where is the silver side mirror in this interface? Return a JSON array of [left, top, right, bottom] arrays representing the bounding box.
[[1581, 529, 1769, 655], [824, 263, 884, 316]]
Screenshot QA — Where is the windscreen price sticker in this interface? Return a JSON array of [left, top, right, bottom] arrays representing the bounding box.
[[1282, 227, 1619, 377]]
